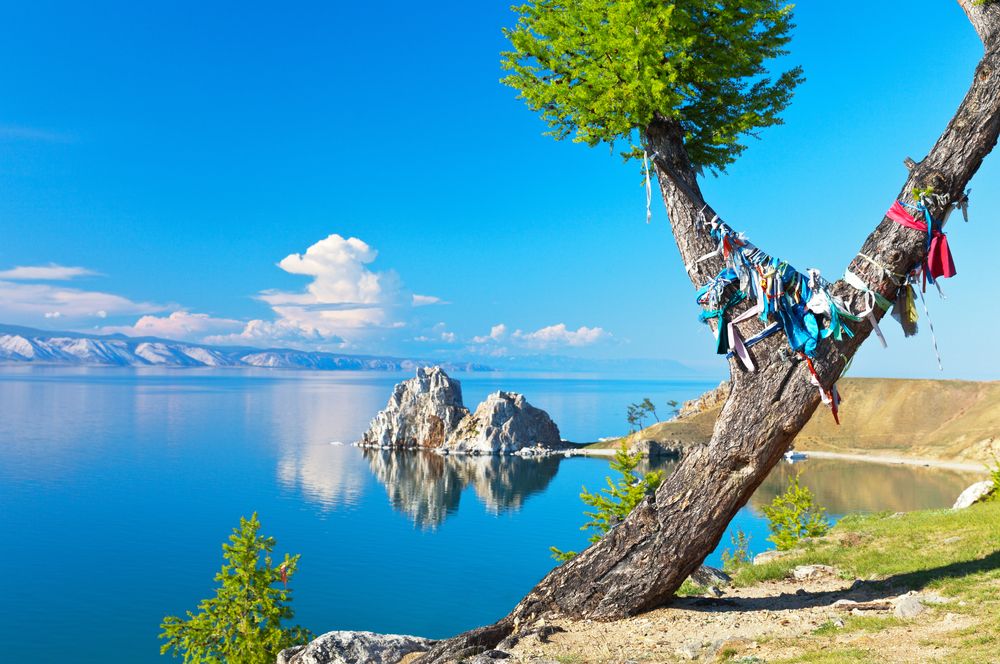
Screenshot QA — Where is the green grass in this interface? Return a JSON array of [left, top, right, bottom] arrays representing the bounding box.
[[722, 501, 1000, 663]]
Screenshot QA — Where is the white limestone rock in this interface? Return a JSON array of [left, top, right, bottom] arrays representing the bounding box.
[[276, 630, 434, 664], [445, 391, 562, 454], [952, 480, 994, 509], [359, 367, 469, 449]]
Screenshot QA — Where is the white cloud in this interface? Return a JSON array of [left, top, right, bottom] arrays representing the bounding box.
[[471, 322, 609, 351], [102, 311, 244, 341], [217, 233, 442, 349], [473, 323, 507, 343], [412, 294, 446, 306], [513, 324, 609, 348], [205, 319, 346, 349], [0, 264, 98, 280], [0, 279, 160, 325]]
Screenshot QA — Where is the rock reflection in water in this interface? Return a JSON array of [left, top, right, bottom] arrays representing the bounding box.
[[363, 449, 562, 529]]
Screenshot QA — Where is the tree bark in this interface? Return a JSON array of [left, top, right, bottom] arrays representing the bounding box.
[[416, 3, 1000, 661]]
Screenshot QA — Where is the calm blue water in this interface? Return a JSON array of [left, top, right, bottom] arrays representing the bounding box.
[[0, 367, 980, 662]]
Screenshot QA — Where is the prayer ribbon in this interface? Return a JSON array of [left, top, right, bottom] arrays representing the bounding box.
[[886, 201, 957, 280], [643, 151, 653, 224]]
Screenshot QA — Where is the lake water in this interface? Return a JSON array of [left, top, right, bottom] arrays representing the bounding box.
[[0, 367, 981, 662]]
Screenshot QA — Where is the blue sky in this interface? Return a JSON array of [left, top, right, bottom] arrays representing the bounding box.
[[1, 1, 998, 379]]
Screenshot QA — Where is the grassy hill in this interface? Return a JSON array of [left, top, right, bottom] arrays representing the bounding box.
[[591, 378, 1000, 464]]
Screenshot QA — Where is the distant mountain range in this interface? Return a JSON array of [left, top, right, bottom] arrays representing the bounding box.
[[0, 324, 491, 372]]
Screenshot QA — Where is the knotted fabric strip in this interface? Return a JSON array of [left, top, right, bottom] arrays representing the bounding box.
[[886, 201, 957, 280], [843, 270, 890, 348]]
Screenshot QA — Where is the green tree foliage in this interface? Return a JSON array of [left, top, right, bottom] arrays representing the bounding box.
[[501, 0, 803, 171], [721, 529, 753, 572], [552, 446, 664, 561], [761, 474, 830, 551], [640, 397, 659, 422], [160, 513, 312, 663]]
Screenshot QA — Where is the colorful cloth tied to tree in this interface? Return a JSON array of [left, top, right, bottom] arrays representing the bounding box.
[[886, 201, 957, 281]]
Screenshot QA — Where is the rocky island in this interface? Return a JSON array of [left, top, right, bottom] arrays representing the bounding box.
[[358, 367, 564, 455]]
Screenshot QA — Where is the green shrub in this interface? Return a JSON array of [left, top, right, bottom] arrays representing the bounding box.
[[160, 513, 311, 663], [551, 447, 663, 562], [761, 473, 830, 551], [721, 529, 753, 572]]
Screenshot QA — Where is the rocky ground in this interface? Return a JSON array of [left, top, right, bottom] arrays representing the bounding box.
[[433, 500, 1000, 664]]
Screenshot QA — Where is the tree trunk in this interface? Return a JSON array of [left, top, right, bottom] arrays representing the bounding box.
[[416, 3, 1000, 661]]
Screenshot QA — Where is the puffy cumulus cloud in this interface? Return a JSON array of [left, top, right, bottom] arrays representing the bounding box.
[[0, 279, 160, 325], [217, 233, 442, 349], [102, 311, 244, 341], [0, 264, 98, 280], [471, 322, 609, 351], [473, 323, 507, 344], [513, 324, 609, 348], [204, 319, 346, 349]]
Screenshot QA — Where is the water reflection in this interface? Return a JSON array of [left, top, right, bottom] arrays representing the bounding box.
[[358, 451, 980, 528], [363, 449, 561, 529], [750, 458, 982, 514]]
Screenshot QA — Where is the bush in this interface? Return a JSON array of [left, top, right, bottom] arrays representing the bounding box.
[[721, 529, 753, 572], [551, 446, 663, 562], [761, 473, 830, 551], [160, 513, 312, 663]]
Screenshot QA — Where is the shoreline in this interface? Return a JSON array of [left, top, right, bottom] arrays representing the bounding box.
[[796, 449, 988, 473], [574, 444, 989, 472]]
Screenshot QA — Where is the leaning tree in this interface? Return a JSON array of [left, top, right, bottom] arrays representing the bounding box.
[[418, 1, 1000, 660]]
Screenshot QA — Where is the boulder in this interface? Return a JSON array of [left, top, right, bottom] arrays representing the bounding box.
[[689, 565, 732, 588], [952, 480, 994, 509], [359, 367, 469, 449], [752, 550, 787, 565], [444, 391, 562, 454], [894, 595, 926, 619], [276, 630, 434, 664], [791, 564, 838, 580], [628, 439, 679, 457]]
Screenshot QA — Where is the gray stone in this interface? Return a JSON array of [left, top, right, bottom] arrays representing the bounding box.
[[276, 630, 435, 664], [359, 367, 565, 455], [752, 550, 787, 565], [359, 367, 469, 449], [675, 641, 702, 660], [628, 439, 678, 457], [791, 564, 838, 581], [894, 595, 926, 619], [445, 390, 562, 454], [690, 565, 732, 588], [952, 480, 994, 509]]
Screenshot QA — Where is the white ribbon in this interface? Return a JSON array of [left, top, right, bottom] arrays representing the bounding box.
[[643, 151, 652, 224]]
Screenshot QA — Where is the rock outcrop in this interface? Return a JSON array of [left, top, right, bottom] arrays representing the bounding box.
[[359, 367, 469, 449], [359, 368, 565, 455], [277, 630, 434, 664], [444, 391, 562, 455], [953, 480, 994, 509]]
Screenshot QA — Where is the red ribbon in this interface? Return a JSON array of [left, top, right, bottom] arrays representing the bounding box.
[[886, 202, 957, 279]]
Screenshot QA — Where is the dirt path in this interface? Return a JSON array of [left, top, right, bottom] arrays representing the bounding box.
[[500, 566, 968, 663]]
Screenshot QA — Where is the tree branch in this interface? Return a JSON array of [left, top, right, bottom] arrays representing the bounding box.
[[413, 6, 1000, 662]]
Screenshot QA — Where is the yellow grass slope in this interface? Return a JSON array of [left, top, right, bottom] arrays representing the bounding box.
[[626, 378, 1000, 463]]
